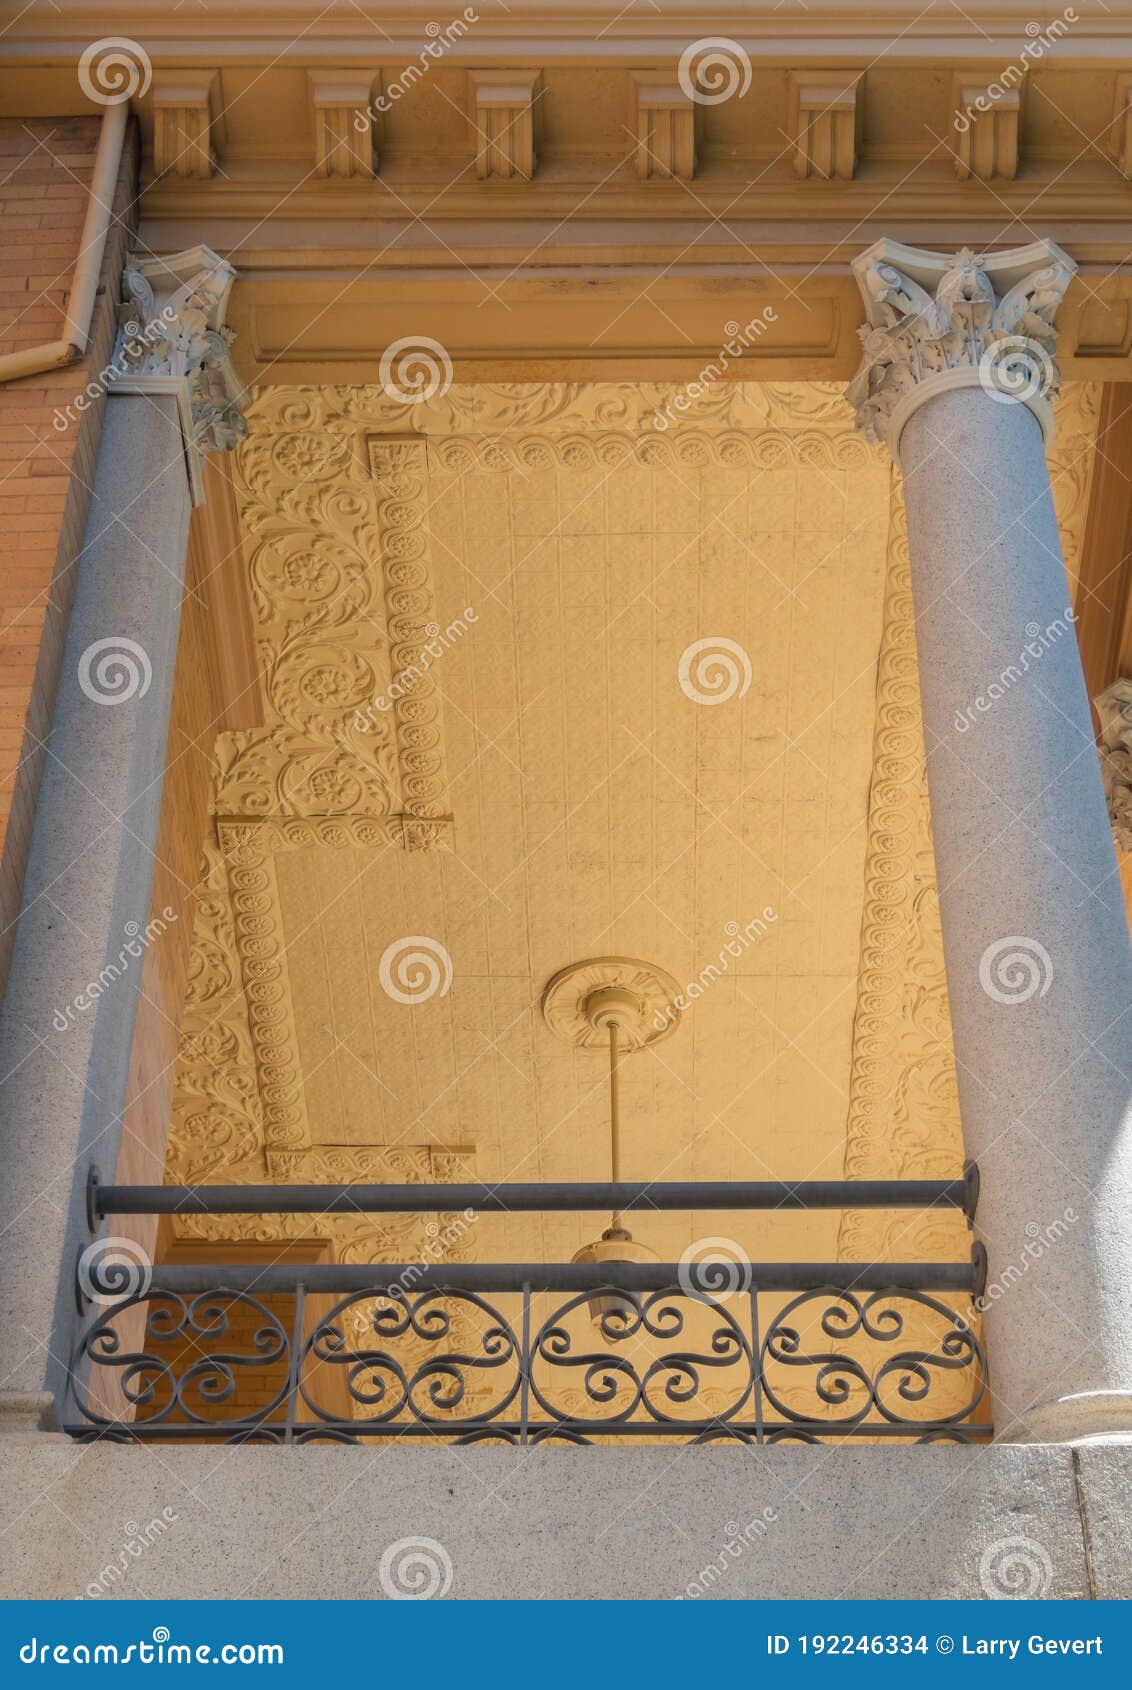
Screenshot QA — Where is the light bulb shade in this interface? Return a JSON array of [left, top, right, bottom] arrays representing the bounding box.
[[571, 1225, 658, 1327]]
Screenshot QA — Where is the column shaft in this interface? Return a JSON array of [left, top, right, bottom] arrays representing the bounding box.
[[901, 386, 1132, 1441], [0, 394, 191, 1413]]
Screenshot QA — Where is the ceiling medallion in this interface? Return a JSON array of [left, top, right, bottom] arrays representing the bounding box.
[[540, 956, 684, 1323], [539, 954, 683, 1051]]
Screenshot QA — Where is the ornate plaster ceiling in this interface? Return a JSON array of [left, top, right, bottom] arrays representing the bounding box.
[[164, 378, 1101, 1276]]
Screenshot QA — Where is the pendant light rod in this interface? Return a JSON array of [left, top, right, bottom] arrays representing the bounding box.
[[609, 1020, 622, 1232]]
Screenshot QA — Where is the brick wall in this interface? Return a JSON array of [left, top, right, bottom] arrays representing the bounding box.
[[0, 114, 139, 1002]]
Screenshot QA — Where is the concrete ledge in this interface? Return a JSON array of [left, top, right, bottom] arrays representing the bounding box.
[[1076, 1445, 1132, 1599], [1, 1441, 1127, 1601]]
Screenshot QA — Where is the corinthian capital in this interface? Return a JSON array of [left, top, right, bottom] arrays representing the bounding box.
[[846, 238, 1076, 460], [108, 245, 248, 505]]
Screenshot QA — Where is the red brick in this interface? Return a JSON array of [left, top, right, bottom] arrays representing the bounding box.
[[0, 115, 138, 1003]]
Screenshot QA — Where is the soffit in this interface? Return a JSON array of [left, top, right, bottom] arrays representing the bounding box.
[[166, 378, 1100, 1272]]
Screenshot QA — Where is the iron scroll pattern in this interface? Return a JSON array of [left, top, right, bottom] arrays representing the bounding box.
[[67, 1281, 989, 1445]]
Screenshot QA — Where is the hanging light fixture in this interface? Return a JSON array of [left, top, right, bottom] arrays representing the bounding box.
[[540, 957, 683, 1325]]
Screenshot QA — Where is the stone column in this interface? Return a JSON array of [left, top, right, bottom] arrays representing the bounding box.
[[848, 240, 1132, 1443], [0, 248, 246, 1424]]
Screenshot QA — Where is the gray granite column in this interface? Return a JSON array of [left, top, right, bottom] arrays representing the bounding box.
[[0, 249, 244, 1424], [849, 240, 1132, 1443]]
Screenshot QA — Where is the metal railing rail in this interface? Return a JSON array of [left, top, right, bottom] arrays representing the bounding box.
[[86, 1165, 981, 1222], [113, 1260, 979, 1295]]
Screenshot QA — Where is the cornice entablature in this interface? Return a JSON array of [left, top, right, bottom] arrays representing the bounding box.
[[8, 31, 1132, 222], [11, 3, 1132, 58], [845, 237, 1076, 459], [109, 245, 249, 505]]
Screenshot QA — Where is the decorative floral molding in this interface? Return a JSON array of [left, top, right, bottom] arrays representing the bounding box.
[[217, 815, 450, 857], [265, 1145, 474, 1182], [218, 823, 311, 1155], [165, 842, 264, 1189], [1048, 382, 1104, 610], [846, 239, 1076, 456], [220, 426, 455, 829], [244, 381, 854, 439], [219, 428, 398, 821], [428, 428, 875, 474], [1095, 680, 1132, 852], [838, 476, 968, 1266], [369, 439, 450, 822]]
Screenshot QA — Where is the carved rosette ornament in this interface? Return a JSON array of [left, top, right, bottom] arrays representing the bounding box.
[[109, 244, 248, 504], [845, 238, 1076, 461]]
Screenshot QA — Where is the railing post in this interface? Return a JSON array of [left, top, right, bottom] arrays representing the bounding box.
[[750, 1286, 764, 1446], [284, 1284, 306, 1446], [519, 1283, 531, 1448]]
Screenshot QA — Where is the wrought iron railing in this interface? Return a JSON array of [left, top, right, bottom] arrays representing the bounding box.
[[67, 1171, 990, 1446]]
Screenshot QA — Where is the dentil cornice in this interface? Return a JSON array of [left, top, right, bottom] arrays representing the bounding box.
[[109, 245, 248, 505], [845, 238, 1076, 460]]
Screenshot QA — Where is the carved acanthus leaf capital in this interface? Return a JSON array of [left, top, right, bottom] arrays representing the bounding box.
[[846, 238, 1076, 459], [1095, 680, 1132, 853], [109, 245, 248, 505]]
